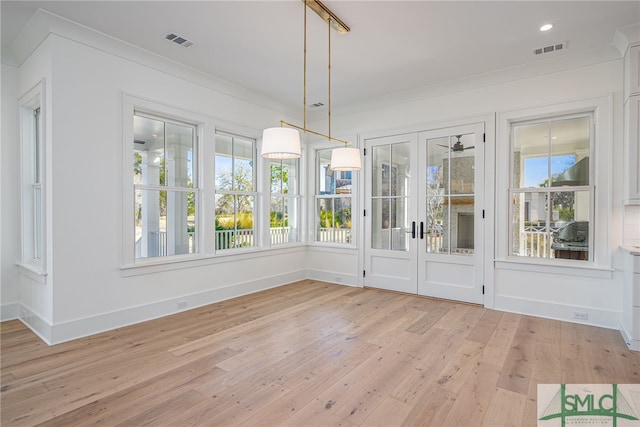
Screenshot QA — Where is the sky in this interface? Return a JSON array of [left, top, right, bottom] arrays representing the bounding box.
[[524, 154, 575, 187]]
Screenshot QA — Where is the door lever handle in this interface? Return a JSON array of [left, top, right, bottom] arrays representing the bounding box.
[[411, 221, 416, 239], [420, 222, 425, 239]]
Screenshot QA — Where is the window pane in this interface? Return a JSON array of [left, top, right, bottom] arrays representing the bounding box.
[[282, 158, 297, 194], [270, 158, 298, 195], [513, 122, 550, 188], [511, 191, 551, 258], [270, 161, 284, 194], [317, 197, 350, 244], [550, 117, 590, 187], [135, 189, 195, 259], [270, 196, 298, 244], [215, 194, 255, 250], [270, 156, 299, 245], [134, 115, 165, 186], [234, 137, 254, 192], [33, 186, 42, 260], [318, 149, 352, 195], [34, 108, 40, 184], [165, 122, 194, 188], [550, 190, 589, 261], [215, 134, 233, 191]]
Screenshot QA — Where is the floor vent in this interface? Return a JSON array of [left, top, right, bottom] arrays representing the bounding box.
[[165, 33, 194, 48], [534, 41, 567, 55]]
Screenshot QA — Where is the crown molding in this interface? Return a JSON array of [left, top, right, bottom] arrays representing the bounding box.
[[7, 9, 299, 119]]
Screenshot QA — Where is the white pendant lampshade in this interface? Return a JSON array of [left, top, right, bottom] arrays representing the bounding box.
[[330, 146, 361, 171], [261, 127, 302, 159]]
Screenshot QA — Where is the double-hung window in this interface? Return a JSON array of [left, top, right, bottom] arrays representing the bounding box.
[[215, 131, 257, 250], [19, 81, 45, 272], [270, 158, 300, 245], [133, 112, 197, 259], [315, 148, 353, 244], [509, 114, 593, 261]]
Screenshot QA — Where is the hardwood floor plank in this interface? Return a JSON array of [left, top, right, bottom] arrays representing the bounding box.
[[440, 361, 502, 426], [496, 315, 537, 395], [405, 303, 451, 335], [360, 397, 413, 427], [400, 384, 458, 427], [2, 280, 639, 427], [481, 387, 527, 427]]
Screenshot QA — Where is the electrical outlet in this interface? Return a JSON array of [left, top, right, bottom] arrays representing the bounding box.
[[573, 311, 588, 321], [177, 301, 187, 310]]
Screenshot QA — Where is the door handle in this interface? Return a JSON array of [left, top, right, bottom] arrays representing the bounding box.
[[420, 222, 425, 239], [411, 221, 416, 239]]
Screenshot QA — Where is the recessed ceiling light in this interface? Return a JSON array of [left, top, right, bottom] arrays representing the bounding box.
[[540, 23, 554, 32]]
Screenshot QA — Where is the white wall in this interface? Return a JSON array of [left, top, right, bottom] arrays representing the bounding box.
[[1, 62, 21, 320], [1, 9, 630, 344], [1, 13, 308, 344], [326, 59, 625, 329]]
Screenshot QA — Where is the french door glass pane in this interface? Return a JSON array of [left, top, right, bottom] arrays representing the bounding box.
[[426, 134, 475, 256], [372, 198, 390, 249], [371, 142, 409, 251]]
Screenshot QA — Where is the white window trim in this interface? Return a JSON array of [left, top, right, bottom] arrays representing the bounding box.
[[214, 130, 261, 252], [122, 94, 214, 268], [496, 95, 613, 272], [267, 158, 303, 247], [308, 141, 359, 248], [18, 80, 47, 278]]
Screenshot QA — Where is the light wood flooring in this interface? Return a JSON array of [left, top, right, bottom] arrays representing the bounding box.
[[2, 280, 639, 426]]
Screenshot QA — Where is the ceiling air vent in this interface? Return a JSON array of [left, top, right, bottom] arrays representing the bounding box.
[[165, 33, 194, 48], [534, 41, 568, 55]]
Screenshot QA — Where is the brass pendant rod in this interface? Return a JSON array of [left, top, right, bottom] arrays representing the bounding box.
[[279, 120, 349, 145], [328, 17, 331, 142], [303, 0, 307, 131]]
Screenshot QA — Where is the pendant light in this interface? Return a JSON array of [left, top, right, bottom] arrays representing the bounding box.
[[261, 0, 361, 172], [325, 14, 361, 171]]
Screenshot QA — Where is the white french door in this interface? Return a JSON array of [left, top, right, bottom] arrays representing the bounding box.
[[364, 123, 485, 304], [363, 133, 419, 294]]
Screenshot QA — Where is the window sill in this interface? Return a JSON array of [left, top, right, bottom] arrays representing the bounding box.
[[495, 258, 613, 279], [16, 262, 47, 284], [120, 244, 306, 277]]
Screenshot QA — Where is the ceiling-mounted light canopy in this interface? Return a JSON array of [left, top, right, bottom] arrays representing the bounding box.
[[261, 127, 301, 159], [331, 146, 361, 171]]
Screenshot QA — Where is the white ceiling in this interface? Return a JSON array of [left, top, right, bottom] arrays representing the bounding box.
[[2, 1, 639, 113]]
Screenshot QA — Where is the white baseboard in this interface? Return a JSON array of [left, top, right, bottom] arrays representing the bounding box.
[[306, 269, 360, 287], [1, 302, 20, 321], [44, 270, 306, 345], [494, 295, 620, 330], [619, 322, 640, 351], [18, 304, 53, 345]]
